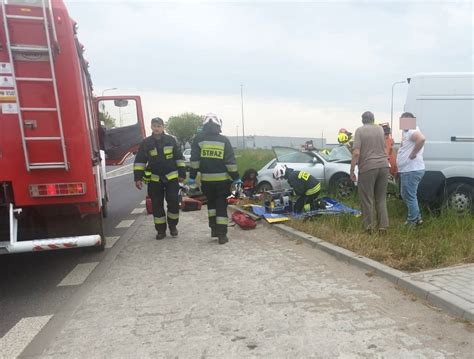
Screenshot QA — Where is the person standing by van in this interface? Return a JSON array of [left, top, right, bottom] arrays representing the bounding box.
[[350, 111, 390, 233], [396, 112, 426, 226]]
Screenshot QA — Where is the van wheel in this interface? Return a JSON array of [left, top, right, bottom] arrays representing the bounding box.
[[330, 175, 354, 198], [445, 182, 473, 213]]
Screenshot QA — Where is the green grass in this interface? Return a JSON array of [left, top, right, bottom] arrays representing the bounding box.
[[287, 194, 474, 272], [235, 149, 274, 176], [234, 149, 473, 272]]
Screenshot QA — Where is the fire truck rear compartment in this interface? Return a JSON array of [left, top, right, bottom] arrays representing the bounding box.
[[1, 182, 104, 245]]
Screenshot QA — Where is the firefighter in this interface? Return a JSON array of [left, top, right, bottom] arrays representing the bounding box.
[[273, 164, 321, 213], [133, 117, 186, 240], [188, 113, 240, 244], [338, 128, 353, 151]]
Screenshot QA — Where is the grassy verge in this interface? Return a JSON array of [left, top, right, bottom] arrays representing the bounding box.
[[286, 194, 473, 272], [235, 149, 274, 177]]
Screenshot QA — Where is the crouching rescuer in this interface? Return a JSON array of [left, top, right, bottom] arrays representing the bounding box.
[[134, 117, 186, 240], [273, 164, 321, 213], [189, 113, 241, 244]]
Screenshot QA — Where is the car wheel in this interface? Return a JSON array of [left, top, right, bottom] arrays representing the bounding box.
[[330, 175, 354, 198], [256, 182, 273, 193], [445, 182, 473, 213]]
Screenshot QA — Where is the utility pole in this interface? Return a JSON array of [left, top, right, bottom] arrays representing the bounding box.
[[240, 84, 246, 149], [236, 125, 239, 149]]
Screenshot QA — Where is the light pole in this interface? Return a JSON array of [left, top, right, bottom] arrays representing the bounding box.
[[102, 87, 117, 96], [391, 80, 406, 131], [236, 125, 239, 149], [240, 84, 246, 149], [101, 88, 118, 112]]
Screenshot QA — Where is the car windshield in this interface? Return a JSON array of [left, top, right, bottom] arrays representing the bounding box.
[[318, 146, 352, 162]]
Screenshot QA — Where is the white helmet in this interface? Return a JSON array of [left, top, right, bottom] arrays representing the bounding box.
[[203, 113, 222, 129], [273, 163, 287, 180]]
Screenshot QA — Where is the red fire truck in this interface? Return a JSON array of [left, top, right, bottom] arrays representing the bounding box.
[[0, 0, 145, 253]]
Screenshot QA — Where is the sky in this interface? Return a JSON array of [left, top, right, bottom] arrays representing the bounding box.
[[66, 0, 473, 143]]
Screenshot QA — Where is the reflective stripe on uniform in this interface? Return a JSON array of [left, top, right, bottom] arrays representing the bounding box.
[[143, 170, 152, 183], [201, 172, 231, 182], [305, 183, 321, 196], [226, 164, 238, 172], [133, 163, 146, 171], [166, 171, 179, 180], [163, 146, 174, 154], [150, 174, 160, 182], [199, 141, 225, 160], [167, 212, 179, 220], [154, 216, 166, 224], [216, 216, 228, 225], [304, 203, 311, 212], [176, 160, 185, 168], [191, 161, 200, 169], [208, 209, 216, 217], [199, 141, 225, 150]]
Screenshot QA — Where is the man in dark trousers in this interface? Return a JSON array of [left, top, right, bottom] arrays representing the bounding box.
[[133, 117, 186, 240], [189, 113, 241, 244], [273, 164, 321, 213]]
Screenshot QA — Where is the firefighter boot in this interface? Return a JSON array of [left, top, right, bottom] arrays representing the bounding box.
[[218, 235, 229, 245], [156, 232, 166, 240], [211, 227, 218, 238], [169, 227, 178, 237]]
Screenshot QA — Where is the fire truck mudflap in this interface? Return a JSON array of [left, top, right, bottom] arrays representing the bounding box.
[[0, 203, 102, 254]]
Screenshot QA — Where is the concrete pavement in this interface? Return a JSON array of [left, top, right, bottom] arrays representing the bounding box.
[[21, 207, 473, 358], [265, 218, 474, 322]]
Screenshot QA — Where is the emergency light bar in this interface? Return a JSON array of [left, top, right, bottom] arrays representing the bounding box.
[[29, 183, 86, 197]]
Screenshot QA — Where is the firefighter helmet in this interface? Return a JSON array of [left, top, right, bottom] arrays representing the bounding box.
[[203, 113, 222, 129], [273, 164, 287, 180], [338, 128, 352, 144], [338, 132, 350, 144]]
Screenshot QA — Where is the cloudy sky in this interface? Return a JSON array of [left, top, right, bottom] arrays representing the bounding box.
[[66, 0, 472, 142]]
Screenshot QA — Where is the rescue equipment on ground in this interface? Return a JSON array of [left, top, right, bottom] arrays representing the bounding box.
[[231, 211, 257, 230], [181, 197, 202, 211]]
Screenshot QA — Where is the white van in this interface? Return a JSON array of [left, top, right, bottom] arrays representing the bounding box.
[[403, 72, 473, 212]]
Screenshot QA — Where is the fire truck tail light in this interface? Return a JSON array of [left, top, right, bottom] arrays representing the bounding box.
[[29, 183, 87, 197]]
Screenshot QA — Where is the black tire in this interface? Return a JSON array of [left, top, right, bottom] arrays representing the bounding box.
[[82, 211, 106, 251], [330, 175, 355, 198], [256, 182, 273, 193], [445, 182, 473, 213], [101, 182, 108, 218], [101, 197, 108, 218]]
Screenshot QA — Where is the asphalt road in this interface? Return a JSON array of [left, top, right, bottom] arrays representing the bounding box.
[[0, 166, 143, 356]]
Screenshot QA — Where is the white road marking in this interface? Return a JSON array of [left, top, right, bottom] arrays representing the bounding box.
[[140, 200, 146, 205], [106, 163, 132, 176], [105, 236, 120, 249], [57, 262, 99, 287], [0, 315, 53, 358], [116, 220, 135, 228], [106, 170, 133, 180], [131, 208, 145, 214]]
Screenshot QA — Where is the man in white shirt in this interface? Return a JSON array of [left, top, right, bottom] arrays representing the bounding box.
[[396, 112, 426, 225]]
